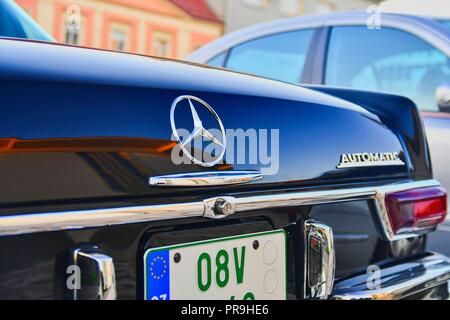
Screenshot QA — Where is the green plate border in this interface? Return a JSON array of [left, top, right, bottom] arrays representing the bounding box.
[[143, 229, 287, 300]]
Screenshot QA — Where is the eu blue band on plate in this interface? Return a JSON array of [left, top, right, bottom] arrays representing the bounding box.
[[146, 250, 170, 300]]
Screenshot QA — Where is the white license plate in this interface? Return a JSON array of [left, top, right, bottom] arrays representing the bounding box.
[[144, 230, 286, 300]]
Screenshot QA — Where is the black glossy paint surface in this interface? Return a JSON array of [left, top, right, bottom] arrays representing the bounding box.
[[0, 39, 431, 299]]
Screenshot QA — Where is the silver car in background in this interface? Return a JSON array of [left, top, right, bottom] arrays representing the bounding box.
[[188, 11, 450, 197]]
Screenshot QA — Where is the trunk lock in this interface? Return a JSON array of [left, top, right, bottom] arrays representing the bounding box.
[[203, 196, 236, 219]]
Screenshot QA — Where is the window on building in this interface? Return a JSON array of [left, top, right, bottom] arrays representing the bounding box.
[[109, 23, 130, 52], [325, 26, 450, 111], [65, 29, 79, 44], [225, 29, 315, 83], [111, 29, 126, 51], [63, 13, 85, 45], [152, 31, 173, 58]]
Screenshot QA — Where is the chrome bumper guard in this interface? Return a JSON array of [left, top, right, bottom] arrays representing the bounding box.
[[0, 179, 441, 237], [331, 253, 450, 300]]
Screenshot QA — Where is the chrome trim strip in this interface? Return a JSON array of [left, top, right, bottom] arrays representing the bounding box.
[[0, 179, 441, 237], [149, 170, 263, 186], [331, 253, 450, 300], [0, 202, 204, 236]]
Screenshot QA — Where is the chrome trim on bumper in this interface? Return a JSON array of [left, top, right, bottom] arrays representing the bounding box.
[[0, 179, 441, 237], [331, 253, 450, 300]]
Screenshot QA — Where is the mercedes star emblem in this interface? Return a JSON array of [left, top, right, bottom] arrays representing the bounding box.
[[170, 95, 226, 167]]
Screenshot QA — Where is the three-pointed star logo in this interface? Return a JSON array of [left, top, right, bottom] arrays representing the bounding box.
[[170, 95, 227, 167], [181, 98, 224, 148]]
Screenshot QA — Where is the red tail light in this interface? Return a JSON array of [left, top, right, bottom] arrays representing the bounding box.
[[385, 186, 447, 235]]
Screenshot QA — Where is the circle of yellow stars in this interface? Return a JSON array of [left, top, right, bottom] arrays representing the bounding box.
[[149, 256, 167, 280]]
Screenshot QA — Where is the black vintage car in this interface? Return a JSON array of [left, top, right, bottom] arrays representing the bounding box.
[[0, 2, 449, 299]]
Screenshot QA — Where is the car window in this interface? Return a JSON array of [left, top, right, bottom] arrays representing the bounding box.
[[325, 26, 450, 112], [206, 52, 228, 68], [225, 29, 315, 83], [436, 19, 450, 31]]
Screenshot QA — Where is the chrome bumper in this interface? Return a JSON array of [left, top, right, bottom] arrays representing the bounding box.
[[0, 179, 441, 237], [331, 253, 450, 300]]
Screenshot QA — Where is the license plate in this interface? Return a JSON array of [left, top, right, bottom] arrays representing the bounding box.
[[144, 229, 286, 300]]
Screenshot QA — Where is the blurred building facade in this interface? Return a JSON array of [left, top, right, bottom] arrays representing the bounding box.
[[15, 0, 223, 59], [208, 0, 382, 32], [380, 0, 450, 18]]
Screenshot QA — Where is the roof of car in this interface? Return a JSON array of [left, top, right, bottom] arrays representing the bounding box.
[[188, 11, 450, 63]]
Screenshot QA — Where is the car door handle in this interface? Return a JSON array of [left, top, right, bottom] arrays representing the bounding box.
[[149, 170, 262, 186]]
